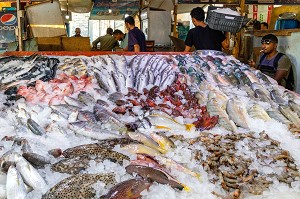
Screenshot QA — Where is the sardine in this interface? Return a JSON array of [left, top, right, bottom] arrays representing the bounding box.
[[6, 165, 26, 199], [226, 98, 250, 129], [27, 118, 46, 136]]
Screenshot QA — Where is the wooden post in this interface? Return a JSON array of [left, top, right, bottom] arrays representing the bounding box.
[[16, 0, 23, 51], [173, 2, 178, 38], [237, 0, 246, 59]]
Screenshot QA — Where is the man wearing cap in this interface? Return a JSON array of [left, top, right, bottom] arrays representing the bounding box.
[[249, 34, 293, 89]]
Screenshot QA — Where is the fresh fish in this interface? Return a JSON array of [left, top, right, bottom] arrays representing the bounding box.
[[154, 73, 162, 86], [114, 55, 127, 76], [95, 72, 110, 93], [64, 96, 86, 107], [208, 90, 228, 110], [101, 178, 151, 199], [279, 105, 300, 127], [50, 104, 79, 118], [108, 92, 124, 102], [6, 165, 26, 199], [51, 155, 94, 174], [266, 109, 292, 125], [289, 100, 300, 116], [215, 73, 232, 86], [149, 132, 175, 151], [255, 70, 271, 84], [22, 152, 51, 168], [27, 118, 46, 136], [147, 114, 195, 132], [78, 91, 95, 106], [77, 111, 97, 122], [121, 144, 161, 156], [270, 90, 286, 105], [125, 165, 185, 190], [234, 71, 251, 86], [68, 121, 122, 140], [160, 72, 176, 90], [15, 154, 47, 192], [129, 55, 142, 77], [254, 89, 271, 102], [112, 71, 122, 92], [226, 98, 250, 129], [248, 104, 271, 121], [148, 70, 155, 85], [227, 72, 239, 86], [137, 74, 148, 93], [243, 70, 260, 83], [42, 173, 116, 199], [125, 67, 134, 89], [207, 98, 237, 132], [127, 131, 165, 153]]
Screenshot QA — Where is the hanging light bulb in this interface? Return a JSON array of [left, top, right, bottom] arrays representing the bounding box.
[[124, 0, 128, 18], [124, 13, 129, 18], [108, 3, 112, 13], [65, 0, 69, 19]]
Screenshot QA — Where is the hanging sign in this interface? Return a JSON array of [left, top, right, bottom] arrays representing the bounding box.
[[178, 0, 239, 4], [246, 0, 300, 4], [0, 10, 17, 43]]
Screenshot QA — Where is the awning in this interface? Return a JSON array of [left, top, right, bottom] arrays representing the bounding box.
[[90, 0, 139, 20]]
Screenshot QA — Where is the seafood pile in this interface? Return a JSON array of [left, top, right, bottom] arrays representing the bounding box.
[[0, 51, 299, 199]]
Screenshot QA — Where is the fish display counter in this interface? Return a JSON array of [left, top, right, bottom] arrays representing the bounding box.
[[0, 50, 300, 199]]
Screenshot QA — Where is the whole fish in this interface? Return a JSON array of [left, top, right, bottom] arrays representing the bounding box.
[[15, 154, 47, 192], [207, 98, 237, 132], [255, 70, 271, 84], [243, 70, 260, 83], [64, 96, 86, 107], [147, 114, 195, 132], [254, 89, 271, 102], [279, 105, 300, 127], [22, 152, 51, 168], [266, 109, 292, 125], [226, 98, 250, 129], [121, 144, 161, 156], [160, 73, 176, 90], [68, 121, 122, 140], [78, 91, 95, 107], [50, 104, 79, 118], [125, 67, 134, 89], [42, 173, 116, 199], [95, 72, 110, 93], [27, 118, 46, 136], [125, 165, 184, 190], [248, 104, 271, 121], [270, 90, 286, 105], [289, 100, 300, 116], [6, 165, 26, 199], [77, 111, 97, 122], [101, 178, 151, 199], [226, 72, 239, 86], [149, 132, 175, 151], [51, 155, 89, 174], [127, 131, 165, 153]]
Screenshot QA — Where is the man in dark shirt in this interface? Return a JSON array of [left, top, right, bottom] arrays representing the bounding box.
[[184, 7, 227, 52], [125, 16, 146, 52]]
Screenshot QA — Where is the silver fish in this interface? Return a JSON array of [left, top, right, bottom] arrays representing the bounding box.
[[160, 72, 176, 90], [27, 118, 46, 136], [6, 165, 26, 199], [248, 104, 271, 121], [137, 74, 148, 93], [267, 109, 292, 125], [254, 89, 271, 102], [289, 100, 300, 116], [226, 98, 250, 129], [94, 72, 110, 92], [279, 105, 300, 127], [64, 96, 86, 107], [270, 90, 286, 105], [78, 91, 95, 107]]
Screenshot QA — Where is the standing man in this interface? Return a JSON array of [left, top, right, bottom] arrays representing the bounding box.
[[124, 16, 146, 52], [249, 34, 293, 90], [113, 29, 128, 51], [92, 28, 119, 51], [184, 7, 227, 52], [73, 28, 82, 37]]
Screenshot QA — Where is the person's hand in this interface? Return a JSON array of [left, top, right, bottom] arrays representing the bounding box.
[[248, 60, 256, 68]]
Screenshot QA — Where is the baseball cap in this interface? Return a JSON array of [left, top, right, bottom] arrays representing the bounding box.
[[261, 34, 278, 44]]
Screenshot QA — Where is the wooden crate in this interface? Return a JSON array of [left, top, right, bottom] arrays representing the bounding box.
[[36, 37, 62, 51], [62, 37, 91, 51]]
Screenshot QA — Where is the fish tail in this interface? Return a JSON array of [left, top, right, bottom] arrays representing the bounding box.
[[157, 147, 167, 154], [185, 124, 195, 131]]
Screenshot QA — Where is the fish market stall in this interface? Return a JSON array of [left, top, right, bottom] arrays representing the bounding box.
[[0, 51, 299, 199]]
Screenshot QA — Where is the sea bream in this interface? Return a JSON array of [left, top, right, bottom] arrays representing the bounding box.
[[226, 98, 250, 129]]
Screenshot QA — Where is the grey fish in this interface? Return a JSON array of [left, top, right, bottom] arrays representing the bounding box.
[[255, 70, 271, 84], [254, 89, 271, 102], [22, 152, 51, 169], [101, 178, 151, 199], [270, 90, 286, 105], [129, 55, 142, 77], [27, 118, 46, 136], [279, 105, 300, 127], [95, 72, 110, 92], [137, 74, 148, 93], [64, 96, 86, 107], [160, 72, 176, 90], [77, 111, 97, 122], [42, 173, 116, 199], [6, 165, 27, 199], [267, 109, 292, 125], [289, 100, 300, 116], [227, 72, 239, 86], [125, 67, 134, 89], [112, 71, 122, 92], [78, 91, 95, 107], [108, 92, 124, 102], [50, 104, 79, 118]]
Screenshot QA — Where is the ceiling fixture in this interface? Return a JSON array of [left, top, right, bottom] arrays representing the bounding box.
[[124, 0, 128, 18], [65, 0, 70, 19], [108, 3, 112, 13]]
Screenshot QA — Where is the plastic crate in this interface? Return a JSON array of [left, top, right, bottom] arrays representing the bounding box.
[[206, 7, 248, 33]]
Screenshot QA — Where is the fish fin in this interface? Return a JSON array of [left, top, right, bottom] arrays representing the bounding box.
[[185, 124, 195, 131], [182, 184, 191, 192], [157, 147, 168, 154], [155, 125, 171, 130]]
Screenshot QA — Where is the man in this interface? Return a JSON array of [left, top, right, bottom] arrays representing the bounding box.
[[73, 28, 82, 37], [253, 20, 261, 30], [261, 22, 268, 30], [124, 16, 146, 52], [184, 7, 228, 52], [249, 34, 293, 89], [113, 29, 128, 51], [92, 28, 119, 51]]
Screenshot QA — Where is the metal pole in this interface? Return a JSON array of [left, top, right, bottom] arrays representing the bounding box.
[[173, 3, 178, 38], [16, 0, 23, 51]]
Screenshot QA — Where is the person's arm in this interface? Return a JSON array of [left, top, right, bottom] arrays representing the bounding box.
[[92, 37, 101, 49], [184, 45, 191, 52], [222, 32, 230, 50], [274, 70, 288, 85], [133, 44, 140, 52]]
